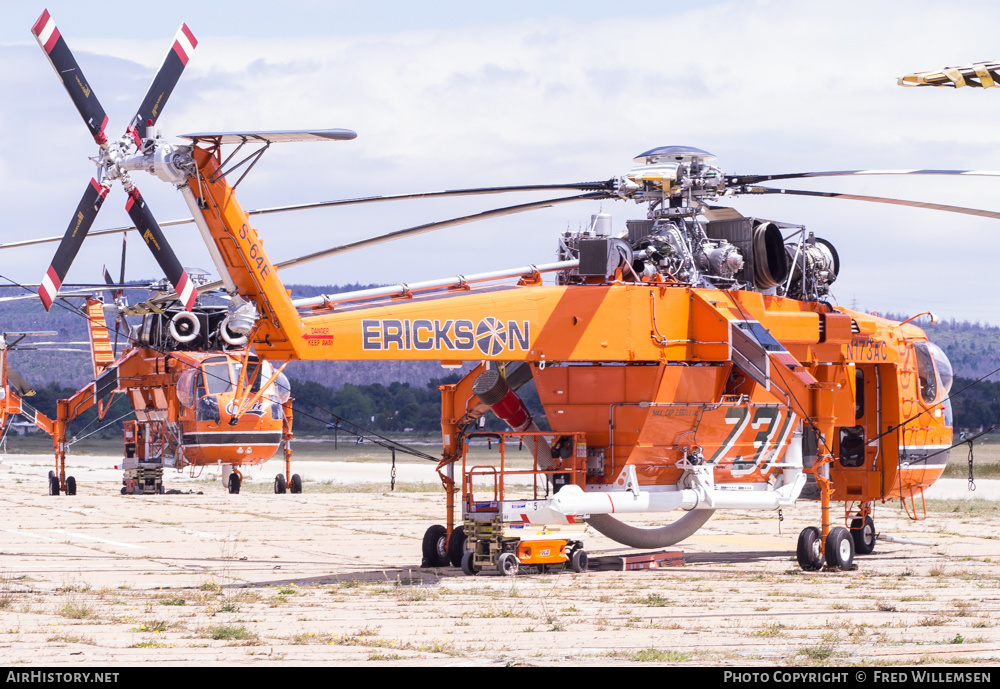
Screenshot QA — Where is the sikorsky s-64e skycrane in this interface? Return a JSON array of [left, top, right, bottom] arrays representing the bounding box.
[[32, 10, 974, 573], [26, 12, 295, 497]]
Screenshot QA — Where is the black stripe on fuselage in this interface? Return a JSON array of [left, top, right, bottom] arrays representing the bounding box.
[[182, 432, 282, 445], [899, 445, 951, 466]]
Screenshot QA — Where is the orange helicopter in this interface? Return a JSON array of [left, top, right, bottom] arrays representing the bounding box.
[[0, 290, 295, 496], [1, 330, 59, 462], [79, 294, 295, 496], [23, 12, 296, 497], [30, 10, 978, 573]]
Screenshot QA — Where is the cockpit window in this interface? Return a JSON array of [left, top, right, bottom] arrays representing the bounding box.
[[233, 358, 264, 393], [914, 342, 936, 404], [177, 369, 196, 408], [926, 341, 953, 398], [202, 363, 233, 395]]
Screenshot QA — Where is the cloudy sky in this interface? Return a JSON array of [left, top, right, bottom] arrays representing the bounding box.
[[3, 0, 1000, 323]]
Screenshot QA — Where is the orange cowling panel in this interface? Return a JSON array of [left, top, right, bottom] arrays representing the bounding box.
[[534, 363, 795, 487]]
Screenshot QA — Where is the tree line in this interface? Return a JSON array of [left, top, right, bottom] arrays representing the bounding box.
[[10, 373, 999, 441]]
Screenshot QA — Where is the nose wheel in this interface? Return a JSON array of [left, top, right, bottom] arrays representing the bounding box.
[[825, 526, 855, 570], [47, 471, 77, 496]]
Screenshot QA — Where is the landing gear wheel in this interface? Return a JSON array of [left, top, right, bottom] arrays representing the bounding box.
[[48, 475, 60, 496], [228, 472, 241, 495], [274, 474, 287, 494], [421, 525, 449, 567], [571, 548, 589, 573], [289, 474, 302, 494], [447, 526, 466, 568], [825, 526, 855, 570], [66, 476, 76, 496], [498, 552, 519, 576], [851, 515, 876, 555], [796, 526, 823, 571], [461, 549, 478, 576]]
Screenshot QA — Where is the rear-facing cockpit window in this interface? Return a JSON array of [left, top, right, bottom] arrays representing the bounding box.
[[914, 341, 953, 406]]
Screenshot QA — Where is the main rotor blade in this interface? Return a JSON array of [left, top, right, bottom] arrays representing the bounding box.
[[39, 179, 109, 311], [729, 169, 1000, 185], [741, 185, 1000, 220], [272, 191, 610, 272], [244, 180, 617, 216], [126, 24, 198, 147], [193, 191, 609, 294], [125, 188, 197, 311], [31, 10, 109, 144], [0, 182, 616, 251]]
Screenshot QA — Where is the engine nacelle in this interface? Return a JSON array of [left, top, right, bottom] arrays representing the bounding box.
[[783, 236, 839, 300]]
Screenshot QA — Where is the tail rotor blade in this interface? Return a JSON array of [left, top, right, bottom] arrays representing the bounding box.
[[39, 179, 109, 311], [31, 10, 109, 144], [125, 188, 197, 311], [126, 23, 197, 147]]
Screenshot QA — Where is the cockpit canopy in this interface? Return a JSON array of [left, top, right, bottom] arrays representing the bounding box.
[[177, 356, 290, 408]]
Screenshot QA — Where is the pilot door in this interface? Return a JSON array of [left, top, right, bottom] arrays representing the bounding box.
[[833, 364, 889, 501]]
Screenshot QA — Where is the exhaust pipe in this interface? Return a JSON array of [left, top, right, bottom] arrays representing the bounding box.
[[472, 369, 551, 463]]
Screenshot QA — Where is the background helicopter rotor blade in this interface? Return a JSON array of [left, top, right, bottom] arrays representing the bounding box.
[[103, 260, 124, 357], [0, 218, 193, 251], [39, 179, 109, 311], [741, 185, 1000, 220], [31, 9, 109, 144], [728, 169, 1000, 185], [126, 24, 197, 147], [113, 233, 127, 356], [125, 188, 197, 311], [102, 264, 115, 303], [117, 232, 127, 298], [6, 368, 36, 397], [898, 61, 1000, 88]]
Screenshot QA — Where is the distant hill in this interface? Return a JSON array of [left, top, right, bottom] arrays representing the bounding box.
[[2, 286, 996, 393], [919, 318, 1000, 383]]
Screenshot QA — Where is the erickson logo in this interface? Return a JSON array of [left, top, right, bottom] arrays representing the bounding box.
[[362, 318, 530, 356]]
